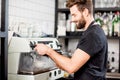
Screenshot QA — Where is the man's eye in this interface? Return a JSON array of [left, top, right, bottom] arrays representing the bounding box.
[[74, 15, 76, 17]]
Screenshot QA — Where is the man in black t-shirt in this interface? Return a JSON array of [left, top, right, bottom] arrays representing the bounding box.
[[74, 22, 108, 80], [34, 0, 108, 80]]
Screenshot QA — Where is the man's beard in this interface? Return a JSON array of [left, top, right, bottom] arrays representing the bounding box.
[[76, 16, 86, 29]]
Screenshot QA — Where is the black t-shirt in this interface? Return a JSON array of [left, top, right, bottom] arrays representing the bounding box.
[[74, 21, 108, 80]]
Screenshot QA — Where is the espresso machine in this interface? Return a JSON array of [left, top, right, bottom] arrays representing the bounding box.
[[8, 37, 65, 80]]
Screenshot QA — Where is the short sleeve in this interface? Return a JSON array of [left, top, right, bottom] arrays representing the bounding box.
[[77, 32, 103, 57]]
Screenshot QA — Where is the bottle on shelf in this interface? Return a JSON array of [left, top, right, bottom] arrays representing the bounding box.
[[95, 11, 120, 37], [66, 14, 71, 32], [112, 11, 120, 37], [108, 12, 113, 36], [118, 12, 120, 36], [95, 12, 104, 26], [70, 22, 76, 32], [102, 12, 109, 36], [58, 0, 67, 8]]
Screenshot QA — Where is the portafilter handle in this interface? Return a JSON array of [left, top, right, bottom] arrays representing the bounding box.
[[29, 41, 36, 50]]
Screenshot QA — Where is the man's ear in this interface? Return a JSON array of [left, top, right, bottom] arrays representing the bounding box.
[[82, 8, 89, 17]]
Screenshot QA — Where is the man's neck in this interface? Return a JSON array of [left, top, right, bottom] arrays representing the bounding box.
[[84, 16, 94, 30]]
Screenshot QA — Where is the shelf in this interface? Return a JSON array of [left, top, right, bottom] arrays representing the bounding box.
[[58, 31, 83, 39], [57, 7, 120, 13], [58, 36, 80, 39], [58, 31, 120, 39], [58, 36, 120, 39], [57, 8, 70, 13], [107, 36, 120, 39], [94, 7, 120, 12], [106, 73, 120, 79]]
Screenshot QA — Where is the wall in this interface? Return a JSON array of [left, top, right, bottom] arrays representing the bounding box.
[[9, 0, 55, 37]]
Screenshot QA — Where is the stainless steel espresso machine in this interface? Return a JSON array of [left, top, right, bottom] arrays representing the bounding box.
[[8, 37, 65, 80]]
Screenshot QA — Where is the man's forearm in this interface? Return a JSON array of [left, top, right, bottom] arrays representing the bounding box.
[[47, 48, 73, 73]]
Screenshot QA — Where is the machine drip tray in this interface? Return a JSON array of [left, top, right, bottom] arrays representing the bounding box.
[[18, 70, 51, 75]]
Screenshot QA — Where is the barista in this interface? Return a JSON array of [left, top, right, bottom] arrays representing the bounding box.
[[34, 0, 108, 80]]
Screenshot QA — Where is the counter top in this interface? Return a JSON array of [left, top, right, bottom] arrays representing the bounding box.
[[106, 73, 120, 79]]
